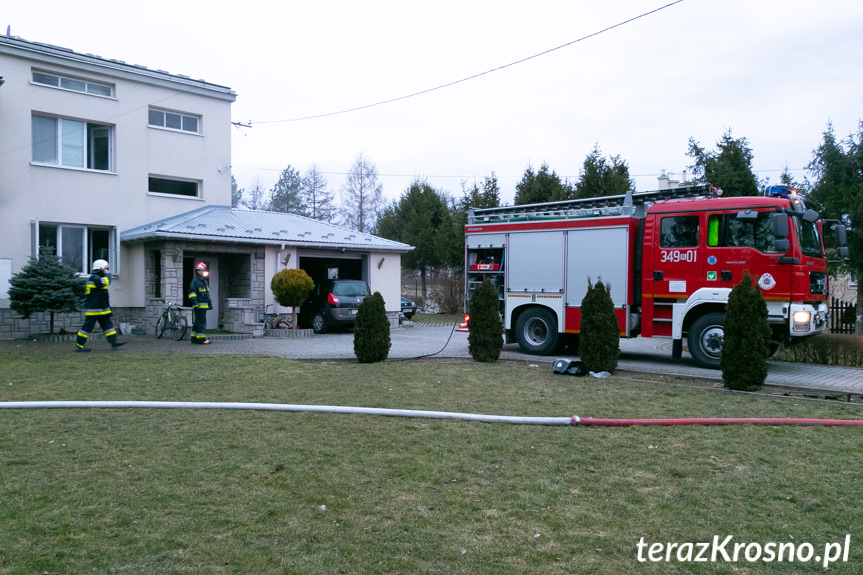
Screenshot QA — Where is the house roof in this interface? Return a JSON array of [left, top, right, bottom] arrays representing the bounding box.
[[0, 35, 235, 100], [121, 206, 414, 253]]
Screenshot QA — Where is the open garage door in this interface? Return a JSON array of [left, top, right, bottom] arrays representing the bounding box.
[[299, 252, 367, 286]]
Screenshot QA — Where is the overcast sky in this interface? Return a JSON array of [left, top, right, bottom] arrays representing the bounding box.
[[6, 0, 863, 205]]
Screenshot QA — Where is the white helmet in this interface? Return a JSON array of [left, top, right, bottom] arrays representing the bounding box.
[[92, 259, 109, 272]]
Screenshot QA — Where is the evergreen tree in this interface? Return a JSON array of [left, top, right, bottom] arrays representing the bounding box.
[[231, 175, 244, 208], [575, 144, 635, 198], [467, 278, 502, 362], [514, 163, 574, 205], [687, 128, 760, 196], [720, 271, 771, 391], [240, 178, 271, 210], [270, 165, 307, 214], [353, 292, 391, 363], [578, 278, 620, 373], [807, 120, 863, 335], [375, 180, 457, 302], [270, 268, 314, 328], [8, 247, 86, 334]]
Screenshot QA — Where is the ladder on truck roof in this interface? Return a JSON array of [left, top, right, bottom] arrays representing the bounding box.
[[468, 184, 719, 224]]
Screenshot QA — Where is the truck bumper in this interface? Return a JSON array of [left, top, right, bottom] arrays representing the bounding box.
[[788, 302, 829, 337]]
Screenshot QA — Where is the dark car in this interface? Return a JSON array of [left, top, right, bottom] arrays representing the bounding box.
[[400, 296, 418, 320], [300, 279, 371, 334]]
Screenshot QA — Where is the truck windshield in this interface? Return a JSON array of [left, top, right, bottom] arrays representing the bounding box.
[[795, 218, 823, 258]]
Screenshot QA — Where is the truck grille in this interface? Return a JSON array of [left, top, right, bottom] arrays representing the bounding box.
[[810, 271, 827, 295]]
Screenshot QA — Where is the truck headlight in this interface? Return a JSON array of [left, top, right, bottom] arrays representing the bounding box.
[[792, 311, 811, 332]]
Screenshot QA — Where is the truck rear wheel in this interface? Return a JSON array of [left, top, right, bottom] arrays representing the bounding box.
[[687, 312, 725, 369], [515, 308, 560, 355]]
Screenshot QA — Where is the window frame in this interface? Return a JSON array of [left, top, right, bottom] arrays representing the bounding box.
[[31, 113, 115, 172], [34, 222, 120, 276], [147, 107, 202, 135], [31, 69, 115, 98]]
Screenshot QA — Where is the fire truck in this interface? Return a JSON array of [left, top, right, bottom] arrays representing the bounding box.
[[464, 185, 848, 368]]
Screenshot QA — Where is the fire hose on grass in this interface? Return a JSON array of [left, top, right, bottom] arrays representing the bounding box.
[[1, 401, 863, 427]]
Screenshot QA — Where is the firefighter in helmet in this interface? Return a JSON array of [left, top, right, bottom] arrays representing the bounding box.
[[75, 259, 127, 352], [188, 262, 211, 344]]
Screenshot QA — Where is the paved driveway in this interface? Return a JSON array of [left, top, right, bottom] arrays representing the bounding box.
[[48, 323, 863, 396]]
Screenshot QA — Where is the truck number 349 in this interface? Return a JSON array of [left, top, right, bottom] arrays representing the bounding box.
[[660, 250, 697, 263]]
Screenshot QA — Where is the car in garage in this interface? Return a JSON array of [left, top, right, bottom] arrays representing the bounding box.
[[400, 296, 418, 319], [299, 279, 371, 333]]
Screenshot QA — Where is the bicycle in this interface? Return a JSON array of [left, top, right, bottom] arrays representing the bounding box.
[[260, 304, 288, 330], [155, 300, 188, 341]]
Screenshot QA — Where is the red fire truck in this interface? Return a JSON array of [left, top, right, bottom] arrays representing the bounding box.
[[464, 185, 848, 368]]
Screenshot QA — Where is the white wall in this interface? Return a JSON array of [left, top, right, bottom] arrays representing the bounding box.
[[0, 39, 234, 309]]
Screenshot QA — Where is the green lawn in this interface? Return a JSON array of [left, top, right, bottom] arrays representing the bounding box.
[[1, 350, 862, 574]]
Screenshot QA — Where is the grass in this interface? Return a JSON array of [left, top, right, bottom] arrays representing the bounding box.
[[1, 350, 863, 574]]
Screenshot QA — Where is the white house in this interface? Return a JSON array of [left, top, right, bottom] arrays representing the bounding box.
[[0, 35, 411, 338]]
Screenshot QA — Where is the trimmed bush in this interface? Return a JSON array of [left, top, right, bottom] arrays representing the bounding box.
[[578, 278, 620, 373], [721, 271, 771, 390], [467, 278, 503, 362], [271, 268, 315, 328], [353, 292, 391, 363]]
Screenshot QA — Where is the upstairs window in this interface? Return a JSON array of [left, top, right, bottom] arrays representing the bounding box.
[[148, 108, 200, 134], [32, 70, 114, 97], [32, 114, 113, 171], [149, 176, 200, 198]]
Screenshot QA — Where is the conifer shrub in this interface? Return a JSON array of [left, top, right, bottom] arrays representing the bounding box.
[[8, 247, 86, 334], [721, 271, 771, 390], [353, 292, 391, 363], [270, 268, 314, 328], [467, 278, 503, 362], [578, 278, 620, 373]]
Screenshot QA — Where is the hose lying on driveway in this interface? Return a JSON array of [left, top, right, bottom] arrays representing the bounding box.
[[2, 401, 863, 427]]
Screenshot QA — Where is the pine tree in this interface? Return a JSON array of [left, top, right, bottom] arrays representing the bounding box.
[[8, 247, 86, 334], [467, 278, 502, 362], [578, 278, 620, 373], [353, 292, 391, 363], [721, 271, 771, 391]]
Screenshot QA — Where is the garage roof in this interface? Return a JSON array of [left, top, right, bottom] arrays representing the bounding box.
[[121, 205, 414, 252]]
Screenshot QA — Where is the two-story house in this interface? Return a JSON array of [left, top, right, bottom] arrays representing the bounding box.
[[0, 36, 411, 339]]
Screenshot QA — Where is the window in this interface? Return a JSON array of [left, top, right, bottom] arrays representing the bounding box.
[[794, 217, 823, 258], [36, 223, 118, 275], [32, 114, 113, 171], [659, 216, 700, 248], [32, 70, 114, 97], [726, 213, 783, 254], [149, 176, 200, 198], [148, 108, 200, 134]]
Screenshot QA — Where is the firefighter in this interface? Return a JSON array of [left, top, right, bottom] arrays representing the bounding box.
[[75, 259, 127, 352], [188, 262, 211, 344]]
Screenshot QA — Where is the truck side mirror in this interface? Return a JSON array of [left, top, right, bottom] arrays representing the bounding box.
[[834, 224, 848, 246], [803, 209, 819, 223], [837, 246, 850, 258], [772, 212, 789, 237]]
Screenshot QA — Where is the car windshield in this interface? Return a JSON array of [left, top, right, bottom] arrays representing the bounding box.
[[332, 282, 370, 297], [795, 217, 823, 258]]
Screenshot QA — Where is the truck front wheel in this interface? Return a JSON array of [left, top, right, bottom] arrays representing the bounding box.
[[515, 308, 560, 355], [687, 312, 725, 369]]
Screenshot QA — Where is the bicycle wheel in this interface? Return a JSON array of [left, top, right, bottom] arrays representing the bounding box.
[[155, 314, 168, 338], [170, 316, 188, 341]]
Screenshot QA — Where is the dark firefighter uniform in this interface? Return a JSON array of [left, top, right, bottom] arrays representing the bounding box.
[[188, 264, 211, 344], [75, 261, 126, 351]]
